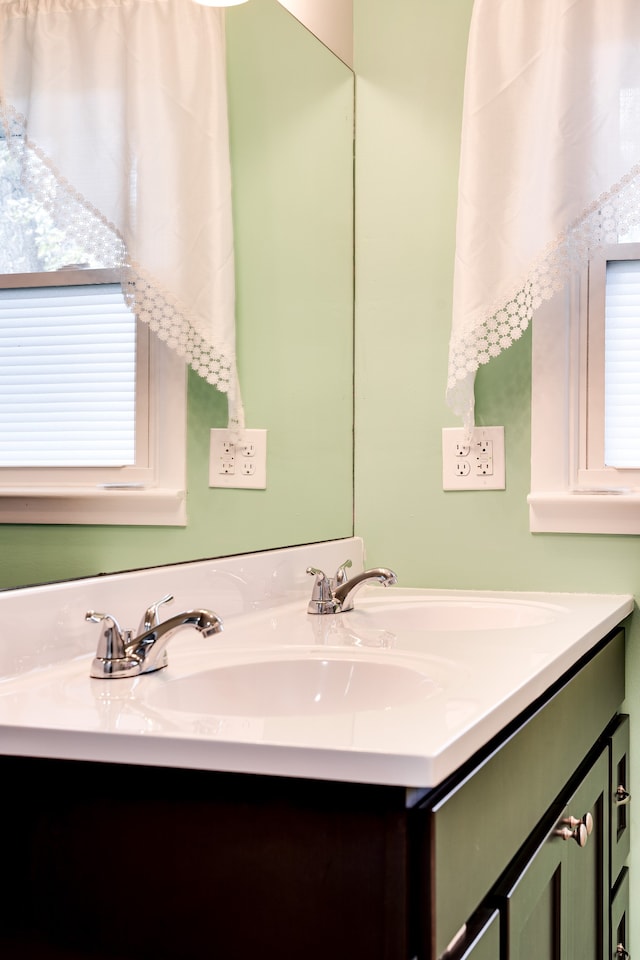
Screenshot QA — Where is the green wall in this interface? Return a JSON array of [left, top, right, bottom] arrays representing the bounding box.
[[354, 0, 640, 603], [0, 1, 354, 589], [353, 0, 639, 941]]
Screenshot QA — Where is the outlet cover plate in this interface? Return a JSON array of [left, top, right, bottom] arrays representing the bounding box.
[[209, 428, 267, 489], [442, 426, 505, 491]]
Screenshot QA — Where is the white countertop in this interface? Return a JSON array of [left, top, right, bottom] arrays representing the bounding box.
[[0, 539, 633, 789]]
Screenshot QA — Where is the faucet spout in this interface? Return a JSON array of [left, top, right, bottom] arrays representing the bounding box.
[[333, 567, 398, 612], [306, 563, 398, 615], [87, 606, 223, 679], [126, 609, 224, 674]]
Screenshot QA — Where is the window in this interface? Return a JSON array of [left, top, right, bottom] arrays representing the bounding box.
[[0, 271, 140, 470], [583, 247, 640, 478], [0, 140, 187, 526], [0, 274, 186, 525], [529, 243, 640, 534]]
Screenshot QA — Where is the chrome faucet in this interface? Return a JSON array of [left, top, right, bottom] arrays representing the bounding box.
[[306, 562, 397, 614], [85, 593, 223, 678]]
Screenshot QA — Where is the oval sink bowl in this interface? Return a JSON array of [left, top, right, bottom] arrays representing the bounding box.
[[350, 597, 566, 632], [146, 656, 440, 717]]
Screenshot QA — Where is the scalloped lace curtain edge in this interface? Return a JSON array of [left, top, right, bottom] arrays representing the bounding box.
[[447, 0, 640, 434], [0, 0, 243, 429]]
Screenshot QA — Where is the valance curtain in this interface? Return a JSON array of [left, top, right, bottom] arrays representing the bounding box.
[[447, 0, 640, 432], [0, 0, 243, 427]]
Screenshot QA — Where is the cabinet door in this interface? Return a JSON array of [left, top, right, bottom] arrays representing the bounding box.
[[445, 909, 500, 960], [563, 748, 608, 960], [495, 747, 608, 960], [610, 715, 631, 888], [611, 867, 630, 960], [498, 822, 563, 960]]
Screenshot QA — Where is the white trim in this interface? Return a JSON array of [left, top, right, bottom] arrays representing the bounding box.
[[529, 263, 640, 534], [528, 491, 640, 534]]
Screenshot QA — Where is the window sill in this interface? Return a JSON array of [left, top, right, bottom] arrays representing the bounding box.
[[0, 487, 186, 526], [528, 491, 640, 534]]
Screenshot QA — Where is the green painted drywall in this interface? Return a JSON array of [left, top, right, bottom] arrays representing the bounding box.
[[353, 0, 640, 596], [353, 0, 639, 942], [0, 1, 354, 589]]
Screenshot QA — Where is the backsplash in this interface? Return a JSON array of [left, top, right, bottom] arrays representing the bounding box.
[[0, 538, 365, 680]]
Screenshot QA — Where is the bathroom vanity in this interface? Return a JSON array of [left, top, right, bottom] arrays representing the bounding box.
[[0, 538, 633, 959]]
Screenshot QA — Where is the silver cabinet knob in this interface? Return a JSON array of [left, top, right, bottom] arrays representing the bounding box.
[[555, 813, 592, 846], [567, 812, 593, 835], [615, 785, 631, 806], [616, 943, 630, 960]]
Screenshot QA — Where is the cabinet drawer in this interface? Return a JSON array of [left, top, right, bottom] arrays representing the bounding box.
[[424, 630, 625, 958], [609, 715, 631, 886]]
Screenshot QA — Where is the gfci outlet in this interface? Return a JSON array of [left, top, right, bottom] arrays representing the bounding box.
[[442, 426, 505, 491], [209, 428, 267, 490]]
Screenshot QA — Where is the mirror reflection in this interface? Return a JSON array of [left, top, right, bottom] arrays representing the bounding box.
[[277, 0, 353, 67], [0, 0, 354, 589]]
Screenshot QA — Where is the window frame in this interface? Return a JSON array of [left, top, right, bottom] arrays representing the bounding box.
[[0, 269, 187, 526], [529, 244, 640, 534], [581, 244, 640, 482]]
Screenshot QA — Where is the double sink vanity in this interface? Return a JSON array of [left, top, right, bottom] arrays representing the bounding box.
[[0, 537, 633, 959]]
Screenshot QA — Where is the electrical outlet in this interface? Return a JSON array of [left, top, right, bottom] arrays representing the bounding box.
[[442, 426, 505, 490], [209, 429, 267, 489]]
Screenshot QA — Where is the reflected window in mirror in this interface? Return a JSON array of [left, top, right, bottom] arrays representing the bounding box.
[[0, 270, 186, 526], [0, 141, 186, 526]]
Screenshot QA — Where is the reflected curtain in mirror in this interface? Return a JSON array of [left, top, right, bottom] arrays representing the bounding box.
[[0, 0, 242, 425], [447, 0, 640, 432]]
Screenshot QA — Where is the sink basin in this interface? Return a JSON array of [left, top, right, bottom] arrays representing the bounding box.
[[349, 596, 566, 631], [145, 655, 441, 717]]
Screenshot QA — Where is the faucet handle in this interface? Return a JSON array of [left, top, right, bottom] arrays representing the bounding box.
[[85, 611, 128, 661], [139, 594, 174, 633], [333, 559, 352, 587], [306, 567, 331, 597], [306, 567, 339, 614]]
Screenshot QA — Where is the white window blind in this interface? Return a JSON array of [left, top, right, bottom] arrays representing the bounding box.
[[604, 258, 640, 467], [0, 275, 136, 467]]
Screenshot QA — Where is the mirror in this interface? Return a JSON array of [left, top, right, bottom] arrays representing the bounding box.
[[277, 0, 353, 67], [0, 0, 354, 589]]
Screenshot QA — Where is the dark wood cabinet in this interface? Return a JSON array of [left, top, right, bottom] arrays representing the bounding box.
[[0, 630, 629, 960]]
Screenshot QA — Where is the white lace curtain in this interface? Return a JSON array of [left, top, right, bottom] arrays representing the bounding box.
[[448, 0, 640, 432], [0, 0, 243, 426]]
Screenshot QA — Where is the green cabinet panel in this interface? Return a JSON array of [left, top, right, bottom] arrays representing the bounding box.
[[427, 631, 624, 957], [611, 868, 630, 960], [501, 831, 562, 960], [495, 747, 609, 960], [562, 749, 608, 960], [447, 909, 500, 960], [610, 715, 631, 887]]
